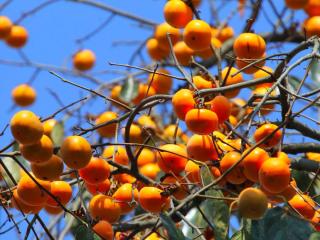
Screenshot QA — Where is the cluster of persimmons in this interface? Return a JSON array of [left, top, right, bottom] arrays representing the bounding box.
[[2, 0, 320, 239]]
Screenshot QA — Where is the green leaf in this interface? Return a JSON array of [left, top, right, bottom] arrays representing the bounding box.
[[1, 157, 22, 187], [160, 212, 186, 240], [311, 59, 320, 85], [73, 223, 100, 240], [119, 76, 139, 102], [288, 75, 301, 91], [182, 207, 208, 239], [230, 219, 252, 240], [51, 121, 64, 147], [309, 232, 320, 240], [200, 165, 229, 240], [250, 207, 314, 240]]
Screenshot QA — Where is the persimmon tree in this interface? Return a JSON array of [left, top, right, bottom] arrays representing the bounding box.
[[1, 0, 320, 239]]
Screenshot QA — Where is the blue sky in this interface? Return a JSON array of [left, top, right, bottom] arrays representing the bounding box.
[[0, 0, 313, 239]]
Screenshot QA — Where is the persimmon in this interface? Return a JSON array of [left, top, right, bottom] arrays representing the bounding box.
[[73, 49, 95, 71], [103, 146, 129, 166], [45, 205, 63, 215], [163, 124, 183, 141], [137, 115, 157, 130], [148, 68, 172, 94], [60, 136, 92, 169], [5, 25, 28, 48], [31, 154, 64, 181], [305, 16, 320, 38], [195, 38, 222, 60], [306, 152, 320, 161], [172, 88, 195, 120], [262, 179, 296, 203], [17, 174, 51, 206], [113, 173, 136, 184], [122, 123, 143, 143], [20, 134, 53, 164], [154, 22, 180, 50], [213, 26, 234, 42], [132, 84, 156, 105], [221, 67, 244, 98], [192, 75, 215, 90], [209, 95, 232, 124], [237, 187, 268, 219], [156, 144, 187, 174], [79, 157, 110, 184], [173, 41, 194, 66], [312, 211, 320, 231], [274, 151, 291, 165], [252, 87, 276, 115], [259, 157, 291, 194], [185, 109, 219, 135], [185, 160, 200, 183], [139, 187, 170, 213], [137, 148, 156, 167], [89, 195, 121, 223], [46, 181, 72, 207], [254, 123, 282, 148], [146, 38, 170, 61], [85, 179, 111, 195], [220, 151, 246, 185], [233, 33, 266, 59], [0, 16, 12, 39], [285, 0, 308, 9], [12, 84, 36, 107], [183, 19, 212, 51], [113, 183, 139, 214], [304, 0, 320, 17], [11, 189, 43, 214], [43, 119, 57, 137], [93, 221, 114, 240], [289, 194, 315, 220], [162, 175, 188, 200], [235, 57, 265, 74], [139, 163, 161, 180], [10, 110, 43, 145], [95, 111, 118, 138], [186, 134, 218, 161], [164, 0, 193, 28], [242, 147, 269, 182], [253, 66, 273, 88]]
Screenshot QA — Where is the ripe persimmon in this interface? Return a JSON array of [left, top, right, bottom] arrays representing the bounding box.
[[85, 179, 111, 195], [285, 0, 308, 9], [89, 195, 121, 223], [187, 134, 218, 161], [220, 151, 246, 185], [46, 181, 72, 207], [195, 38, 222, 60], [146, 38, 170, 61], [43, 119, 57, 137], [304, 0, 320, 17], [185, 109, 219, 135], [154, 22, 180, 50], [156, 144, 187, 174], [164, 0, 193, 28], [137, 115, 157, 130], [139, 163, 161, 180], [122, 123, 143, 143], [113, 183, 139, 214], [20, 134, 53, 164], [139, 187, 170, 213], [233, 33, 266, 59], [11, 189, 43, 214], [31, 154, 64, 181], [95, 111, 118, 138], [73, 49, 96, 71], [173, 41, 194, 66], [221, 67, 244, 98], [305, 16, 320, 38], [10, 110, 43, 145], [242, 147, 269, 182], [0, 16, 12, 39], [254, 123, 282, 148], [209, 95, 232, 124], [93, 220, 114, 240], [132, 84, 156, 105], [163, 124, 183, 141], [12, 84, 36, 107], [253, 66, 273, 88], [172, 89, 195, 120], [45, 205, 63, 215], [183, 19, 212, 51], [185, 160, 200, 183], [289, 194, 315, 220], [137, 148, 155, 167], [237, 187, 268, 219], [103, 146, 129, 166], [60, 136, 92, 169], [17, 174, 51, 206], [259, 157, 290, 194], [212, 25, 234, 42], [235, 57, 265, 74], [79, 157, 110, 184], [192, 75, 215, 90], [148, 68, 172, 94], [162, 175, 188, 200], [5, 25, 28, 48]]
